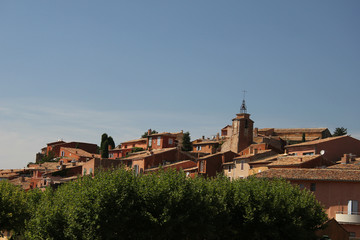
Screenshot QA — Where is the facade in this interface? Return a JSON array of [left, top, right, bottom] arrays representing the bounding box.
[[256, 167, 360, 238], [147, 131, 182, 150], [192, 139, 221, 154], [223, 150, 279, 180], [82, 158, 124, 177], [59, 147, 100, 163], [257, 128, 332, 144], [198, 151, 239, 178], [120, 148, 195, 175], [109, 138, 147, 159], [221, 112, 254, 153], [144, 160, 197, 177], [42, 140, 98, 159], [285, 135, 360, 162]]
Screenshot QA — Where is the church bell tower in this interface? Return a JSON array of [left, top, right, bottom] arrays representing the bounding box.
[[230, 94, 254, 153]]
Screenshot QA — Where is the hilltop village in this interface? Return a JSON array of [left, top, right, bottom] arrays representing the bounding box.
[[2, 102, 360, 239]]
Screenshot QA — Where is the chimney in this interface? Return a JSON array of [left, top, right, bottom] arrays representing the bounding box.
[[341, 154, 350, 164], [202, 136, 205, 140], [216, 133, 220, 141], [254, 128, 259, 137], [148, 129, 152, 136]]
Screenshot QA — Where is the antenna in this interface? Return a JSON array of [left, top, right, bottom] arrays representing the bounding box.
[[240, 90, 247, 114]]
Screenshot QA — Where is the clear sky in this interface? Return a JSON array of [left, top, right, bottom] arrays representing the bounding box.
[[1, 1, 359, 169]]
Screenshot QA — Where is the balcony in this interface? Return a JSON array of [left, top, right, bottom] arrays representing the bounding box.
[[336, 211, 360, 224]]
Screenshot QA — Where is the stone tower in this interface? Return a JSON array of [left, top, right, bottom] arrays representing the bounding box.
[[221, 98, 254, 153]]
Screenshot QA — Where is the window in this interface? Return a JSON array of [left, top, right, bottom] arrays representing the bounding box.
[[197, 146, 202, 151], [134, 165, 139, 176], [348, 200, 358, 215], [299, 184, 305, 190], [245, 119, 248, 128], [349, 232, 356, 238], [148, 137, 152, 147], [310, 183, 316, 191], [303, 152, 314, 156], [157, 136, 161, 146], [228, 165, 231, 173], [83, 168, 87, 175], [241, 160, 244, 170], [61, 151, 65, 157], [169, 138, 173, 145], [200, 161, 204, 172], [89, 168, 93, 175]]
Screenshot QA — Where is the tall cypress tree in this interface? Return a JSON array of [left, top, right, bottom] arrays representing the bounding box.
[[181, 132, 192, 151], [100, 133, 115, 158]]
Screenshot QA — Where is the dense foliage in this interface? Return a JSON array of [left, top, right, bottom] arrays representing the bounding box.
[[0, 181, 41, 237], [333, 127, 347, 136], [0, 169, 327, 240], [142, 129, 158, 138], [181, 131, 192, 151], [100, 133, 116, 158]]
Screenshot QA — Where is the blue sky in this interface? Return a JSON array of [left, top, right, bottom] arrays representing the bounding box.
[[1, 1, 359, 169]]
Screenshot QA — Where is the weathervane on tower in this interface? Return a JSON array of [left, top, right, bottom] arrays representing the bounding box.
[[240, 90, 247, 114]]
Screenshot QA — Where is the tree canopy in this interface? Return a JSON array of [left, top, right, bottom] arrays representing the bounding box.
[[100, 133, 115, 158], [1, 169, 327, 240], [142, 129, 158, 138], [333, 127, 347, 137], [181, 131, 192, 151]]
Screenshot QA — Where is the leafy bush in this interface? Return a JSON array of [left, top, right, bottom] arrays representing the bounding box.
[[0, 169, 327, 239]]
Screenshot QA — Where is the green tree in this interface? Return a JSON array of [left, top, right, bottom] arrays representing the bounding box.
[[100, 133, 108, 149], [24, 169, 327, 240], [181, 131, 192, 151], [101, 139, 109, 158], [0, 181, 29, 237], [108, 136, 115, 149], [302, 132, 306, 142], [142, 129, 158, 138], [40, 150, 56, 163], [333, 127, 347, 136], [100, 133, 116, 158]]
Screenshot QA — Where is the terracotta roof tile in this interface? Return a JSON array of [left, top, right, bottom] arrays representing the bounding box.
[[268, 155, 321, 167], [273, 128, 329, 133], [285, 135, 347, 148], [120, 138, 147, 144], [255, 168, 360, 182], [61, 147, 99, 158], [327, 163, 360, 170]]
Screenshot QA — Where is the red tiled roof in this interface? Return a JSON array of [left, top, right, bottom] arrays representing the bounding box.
[[327, 163, 360, 170], [268, 155, 321, 167], [121, 138, 147, 144], [285, 135, 347, 148], [273, 128, 329, 133], [192, 140, 220, 145], [61, 147, 99, 158], [122, 148, 177, 160], [255, 168, 360, 182]]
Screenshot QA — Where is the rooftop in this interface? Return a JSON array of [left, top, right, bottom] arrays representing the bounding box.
[[61, 147, 100, 158], [273, 128, 329, 133], [122, 147, 177, 161], [267, 155, 322, 167], [285, 135, 348, 148], [255, 168, 360, 182], [121, 138, 147, 144]]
